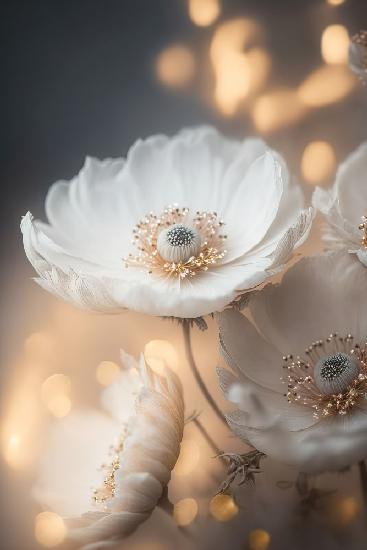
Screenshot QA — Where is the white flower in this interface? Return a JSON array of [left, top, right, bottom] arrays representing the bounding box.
[[313, 142, 367, 267], [217, 252, 367, 473], [33, 351, 184, 549], [21, 127, 312, 319], [349, 31, 367, 84]]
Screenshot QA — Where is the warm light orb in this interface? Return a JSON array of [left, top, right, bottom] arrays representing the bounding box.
[[41, 374, 72, 417], [156, 44, 195, 88], [210, 18, 261, 116], [2, 367, 43, 470], [173, 498, 198, 526], [144, 340, 179, 373], [301, 141, 336, 184], [329, 496, 359, 526], [327, 0, 345, 5], [321, 25, 350, 65], [174, 439, 200, 475], [188, 0, 220, 27], [246, 48, 271, 94], [252, 89, 306, 133], [3, 434, 21, 468], [248, 529, 271, 550], [96, 361, 120, 386], [298, 65, 356, 107], [209, 494, 239, 521], [34, 512, 67, 547]]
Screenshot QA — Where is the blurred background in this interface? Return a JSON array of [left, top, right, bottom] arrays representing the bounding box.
[[1, 1, 367, 549]]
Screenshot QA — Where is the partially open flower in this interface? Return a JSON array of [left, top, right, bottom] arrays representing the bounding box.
[[33, 352, 184, 549], [21, 127, 312, 319], [313, 142, 367, 267], [217, 252, 367, 473]]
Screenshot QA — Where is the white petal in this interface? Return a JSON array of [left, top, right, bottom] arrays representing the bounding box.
[[223, 152, 284, 261], [336, 142, 367, 228], [240, 407, 367, 473], [216, 308, 282, 392], [100, 353, 143, 423], [250, 251, 367, 355]]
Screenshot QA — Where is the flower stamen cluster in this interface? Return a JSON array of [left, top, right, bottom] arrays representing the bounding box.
[[282, 334, 367, 419], [93, 433, 125, 508], [124, 204, 227, 279]]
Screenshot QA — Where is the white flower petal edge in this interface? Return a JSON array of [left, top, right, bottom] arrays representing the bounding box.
[[33, 352, 184, 548], [21, 126, 313, 318], [217, 252, 367, 473], [312, 142, 367, 266]]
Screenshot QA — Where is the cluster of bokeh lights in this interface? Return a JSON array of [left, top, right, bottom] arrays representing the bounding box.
[[2, 0, 364, 548]]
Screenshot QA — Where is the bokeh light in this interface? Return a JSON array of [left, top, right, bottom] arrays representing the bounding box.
[[96, 360, 120, 386], [174, 439, 200, 475], [210, 18, 262, 116], [173, 498, 199, 526], [209, 494, 239, 521], [328, 496, 359, 527], [327, 0, 346, 5], [301, 141, 336, 184], [156, 44, 195, 88], [2, 366, 43, 470], [321, 25, 349, 65], [41, 374, 72, 418], [252, 89, 306, 133], [34, 512, 67, 547], [298, 65, 356, 107], [188, 0, 220, 27], [248, 529, 271, 550], [144, 340, 179, 375]]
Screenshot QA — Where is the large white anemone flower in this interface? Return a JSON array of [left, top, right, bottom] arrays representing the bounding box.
[[217, 252, 367, 473], [21, 127, 312, 319], [33, 352, 184, 549], [313, 142, 367, 267]]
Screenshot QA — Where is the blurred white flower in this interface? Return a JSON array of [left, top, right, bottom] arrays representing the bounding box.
[[33, 351, 184, 549], [21, 126, 312, 319], [349, 31, 367, 84], [217, 252, 367, 473], [313, 142, 367, 267]]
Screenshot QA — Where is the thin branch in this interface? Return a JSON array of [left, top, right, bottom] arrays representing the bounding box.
[[182, 322, 227, 426]]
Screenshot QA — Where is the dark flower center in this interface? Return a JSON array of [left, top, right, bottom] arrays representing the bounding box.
[[320, 353, 351, 381], [166, 224, 196, 247]]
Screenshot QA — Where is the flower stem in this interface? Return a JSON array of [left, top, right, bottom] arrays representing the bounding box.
[[358, 460, 367, 508], [182, 322, 227, 427], [193, 416, 222, 456]]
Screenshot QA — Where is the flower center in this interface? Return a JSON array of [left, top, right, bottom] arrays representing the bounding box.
[[124, 205, 227, 279], [282, 334, 367, 418], [314, 352, 360, 396], [157, 224, 201, 263]]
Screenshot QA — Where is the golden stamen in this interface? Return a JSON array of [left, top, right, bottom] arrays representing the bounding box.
[[281, 334, 367, 419], [92, 434, 124, 508], [124, 205, 227, 279], [359, 215, 367, 248]]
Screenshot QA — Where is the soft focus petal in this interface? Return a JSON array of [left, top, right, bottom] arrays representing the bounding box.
[[218, 252, 367, 472], [250, 252, 367, 354], [33, 411, 121, 517]]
